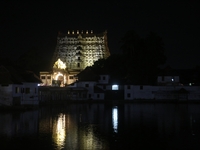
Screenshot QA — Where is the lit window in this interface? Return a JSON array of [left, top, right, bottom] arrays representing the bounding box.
[[112, 85, 119, 90]]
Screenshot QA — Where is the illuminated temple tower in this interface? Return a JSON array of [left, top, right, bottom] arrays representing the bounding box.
[[40, 30, 110, 86]]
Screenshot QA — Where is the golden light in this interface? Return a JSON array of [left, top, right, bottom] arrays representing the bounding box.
[[55, 72, 63, 80], [53, 58, 66, 70], [52, 113, 66, 149]]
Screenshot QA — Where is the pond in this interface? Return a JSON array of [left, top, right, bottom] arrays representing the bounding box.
[[0, 102, 200, 150]]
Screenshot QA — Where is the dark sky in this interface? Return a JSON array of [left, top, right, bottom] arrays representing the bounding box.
[[1, 1, 200, 69]]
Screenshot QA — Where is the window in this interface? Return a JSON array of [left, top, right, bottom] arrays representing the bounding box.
[[162, 76, 164, 81], [97, 94, 100, 98], [112, 85, 119, 90], [83, 93, 87, 98], [103, 76, 106, 80], [21, 88, 24, 93], [15, 87, 20, 93], [85, 84, 89, 87], [140, 86, 143, 90], [69, 76, 74, 79], [127, 93, 131, 98], [41, 76, 45, 79], [77, 63, 80, 67], [25, 88, 30, 94], [47, 76, 51, 79], [35, 88, 37, 94], [127, 85, 130, 89]]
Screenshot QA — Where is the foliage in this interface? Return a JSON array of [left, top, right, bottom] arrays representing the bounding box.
[[14, 47, 44, 75], [92, 54, 126, 80], [92, 30, 167, 85], [120, 30, 167, 84]]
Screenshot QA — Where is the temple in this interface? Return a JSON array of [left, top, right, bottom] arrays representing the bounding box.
[[40, 30, 110, 86]]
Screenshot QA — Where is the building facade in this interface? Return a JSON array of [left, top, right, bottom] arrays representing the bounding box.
[[40, 30, 110, 86]]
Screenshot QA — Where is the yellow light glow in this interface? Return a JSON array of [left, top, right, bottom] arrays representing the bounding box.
[[81, 125, 104, 149], [55, 72, 63, 80], [52, 113, 66, 150], [53, 58, 66, 69]]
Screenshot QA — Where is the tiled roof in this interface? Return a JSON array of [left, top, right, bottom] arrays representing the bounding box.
[[76, 67, 99, 81], [0, 65, 42, 84], [21, 71, 42, 83], [0, 66, 23, 84]]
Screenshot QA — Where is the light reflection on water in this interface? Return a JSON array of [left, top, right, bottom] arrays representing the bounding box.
[[52, 113, 66, 150], [112, 106, 118, 133], [1, 103, 200, 149]]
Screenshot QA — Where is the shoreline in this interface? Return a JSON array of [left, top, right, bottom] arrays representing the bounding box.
[[1, 99, 200, 112]]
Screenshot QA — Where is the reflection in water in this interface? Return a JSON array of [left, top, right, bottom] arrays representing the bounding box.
[[112, 106, 118, 133], [1, 104, 200, 149], [52, 113, 66, 149], [81, 125, 104, 150]]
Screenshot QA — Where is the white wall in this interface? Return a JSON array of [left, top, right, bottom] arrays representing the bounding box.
[[77, 81, 96, 99], [21, 82, 39, 105], [0, 85, 13, 105], [124, 85, 160, 100], [183, 86, 200, 100], [98, 75, 110, 84], [157, 76, 179, 85], [93, 93, 104, 100]]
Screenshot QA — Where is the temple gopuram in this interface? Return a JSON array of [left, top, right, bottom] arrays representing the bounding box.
[[40, 30, 110, 86]]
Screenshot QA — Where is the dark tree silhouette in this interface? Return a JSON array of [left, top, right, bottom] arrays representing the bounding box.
[[15, 47, 44, 75], [120, 30, 140, 60], [92, 54, 126, 79], [120, 30, 167, 84]]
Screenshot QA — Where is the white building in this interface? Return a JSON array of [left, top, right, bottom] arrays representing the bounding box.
[[0, 66, 42, 106]]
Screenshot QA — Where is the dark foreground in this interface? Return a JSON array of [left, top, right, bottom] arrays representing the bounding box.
[[0, 102, 200, 150]]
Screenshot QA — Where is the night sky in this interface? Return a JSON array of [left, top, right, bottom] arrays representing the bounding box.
[[1, 1, 200, 69]]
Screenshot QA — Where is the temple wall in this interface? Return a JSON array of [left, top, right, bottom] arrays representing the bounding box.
[[53, 30, 110, 71]]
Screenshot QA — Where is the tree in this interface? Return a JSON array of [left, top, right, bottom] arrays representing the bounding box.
[[120, 30, 167, 84], [14, 47, 44, 75], [120, 30, 140, 60], [92, 54, 126, 79]]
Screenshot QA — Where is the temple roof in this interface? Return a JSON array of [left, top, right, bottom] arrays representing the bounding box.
[[58, 30, 107, 38]]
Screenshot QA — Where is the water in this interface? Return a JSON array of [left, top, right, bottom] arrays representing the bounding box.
[[0, 103, 200, 150]]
